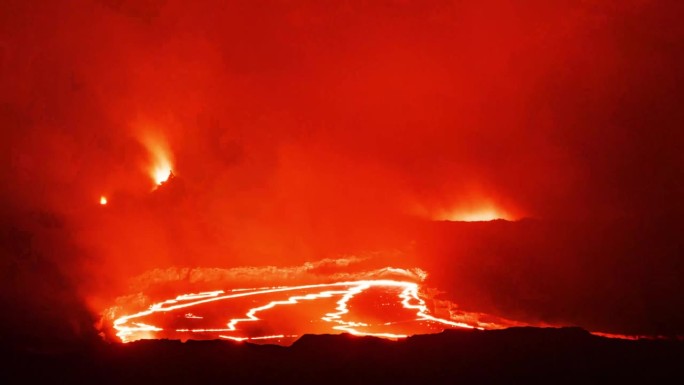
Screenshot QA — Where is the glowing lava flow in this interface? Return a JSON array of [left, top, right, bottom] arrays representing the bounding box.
[[439, 205, 512, 222], [112, 280, 476, 344]]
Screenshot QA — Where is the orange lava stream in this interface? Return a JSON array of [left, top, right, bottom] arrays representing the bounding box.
[[112, 279, 476, 343], [219, 334, 299, 342]]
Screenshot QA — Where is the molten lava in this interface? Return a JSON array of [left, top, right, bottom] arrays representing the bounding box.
[[437, 203, 512, 222], [110, 279, 478, 344], [105, 268, 643, 344], [449, 208, 507, 222], [153, 168, 173, 186], [138, 131, 174, 187]]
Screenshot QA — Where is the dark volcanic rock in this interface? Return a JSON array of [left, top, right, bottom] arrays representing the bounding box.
[[2, 328, 682, 384]]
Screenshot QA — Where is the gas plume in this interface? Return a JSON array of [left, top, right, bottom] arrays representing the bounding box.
[[1, 0, 683, 346]]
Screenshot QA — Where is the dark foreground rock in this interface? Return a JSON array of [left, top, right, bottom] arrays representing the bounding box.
[[2, 327, 683, 384]]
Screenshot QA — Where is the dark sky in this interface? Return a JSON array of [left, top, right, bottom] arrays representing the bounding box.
[[1, 0, 683, 346]]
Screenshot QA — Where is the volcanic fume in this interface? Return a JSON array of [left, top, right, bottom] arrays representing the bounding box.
[[1, 0, 683, 351]]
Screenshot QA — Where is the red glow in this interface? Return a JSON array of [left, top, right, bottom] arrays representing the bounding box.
[[590, 332, 642, 340], [440, 207, 510, 222], [3, 1, 680, 348], [109, 279, 483, 344], [138, 131, 174, 186], [153, 168, 172, 186], [417, 200, 515, 222], [220, 334, 297, 343]]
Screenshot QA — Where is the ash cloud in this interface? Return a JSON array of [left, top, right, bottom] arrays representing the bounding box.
[[1, 0, 683, 346]]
